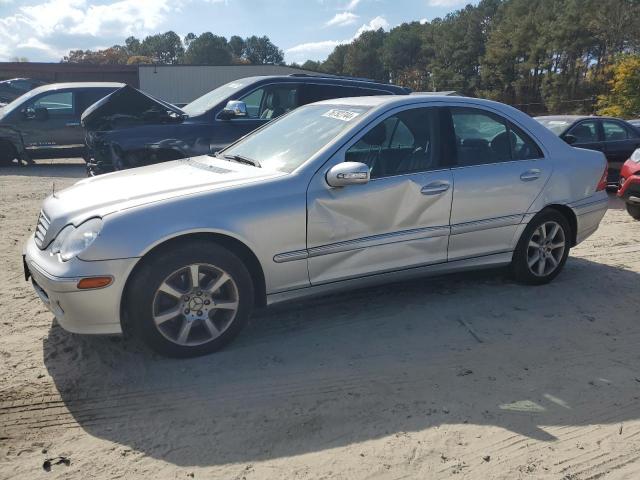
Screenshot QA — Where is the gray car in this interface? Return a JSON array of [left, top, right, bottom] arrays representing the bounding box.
[[0, 82, 121, 165], [23, 95, 609, 357]]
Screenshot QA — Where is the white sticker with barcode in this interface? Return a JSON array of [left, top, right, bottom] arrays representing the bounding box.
[[322, 109, 360, 121]]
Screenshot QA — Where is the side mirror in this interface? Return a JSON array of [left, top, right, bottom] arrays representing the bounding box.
[[22, 107, 36, 120], [220, 100, 247, 119], [326, 162, 370, 187], [563, 134, 578, 145]]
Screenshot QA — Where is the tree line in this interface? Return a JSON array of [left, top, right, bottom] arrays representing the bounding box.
[[297, 0, 640, 115], [60, 0, 640, 116], [62, 32, 284, 67]]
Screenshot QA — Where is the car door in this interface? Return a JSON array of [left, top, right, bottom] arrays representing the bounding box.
[[306, 106, 453, 284], [602, 119, 640, 183], [562, 119, 604, 154], [15, 90, 81, 152], [213, 83, 300, 148], [447, 106, 551, 261]]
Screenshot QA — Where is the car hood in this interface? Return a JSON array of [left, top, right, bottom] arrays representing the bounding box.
[[40, 156, 285, 243], [81, 84, 186, 132]]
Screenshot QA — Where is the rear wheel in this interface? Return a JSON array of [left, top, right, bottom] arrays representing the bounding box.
[[511, 209, 571, 285], [626, 202, 640, 220], [127, 240, 254, 357]]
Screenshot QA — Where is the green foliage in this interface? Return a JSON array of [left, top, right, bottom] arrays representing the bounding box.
[[244, 36, 284, 65], [312, 0, 640, 114], [184, 33, 232, 65], [597, 54, 640, 117], [62, 32, 283, 67]]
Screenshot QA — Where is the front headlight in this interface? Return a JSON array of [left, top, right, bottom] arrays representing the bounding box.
[[631, 149, 640, 163], [50, 218, 103, 261]]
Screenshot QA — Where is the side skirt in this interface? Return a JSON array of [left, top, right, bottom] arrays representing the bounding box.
[[266, 251, 513, 306]]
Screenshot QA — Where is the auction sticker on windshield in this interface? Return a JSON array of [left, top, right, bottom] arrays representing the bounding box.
[[322, 109, 361, 122]]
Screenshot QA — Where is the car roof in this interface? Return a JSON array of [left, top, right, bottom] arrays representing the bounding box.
[[314, 94, 512, 110], [239, 75, 409, 92], [27, 82, 124, 95]]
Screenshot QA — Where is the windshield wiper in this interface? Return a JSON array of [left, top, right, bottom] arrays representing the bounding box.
[[218, 153, 261, 168]]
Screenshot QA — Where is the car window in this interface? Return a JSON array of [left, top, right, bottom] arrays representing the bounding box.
[[300, 84, 360, 104], [240, 85, 298, 120], [510, 123, 544, 160], [30, 92, 74, 116], [567, 120, 599, 143], [602, 121, 630, 141], [241, 88, 264, 118], [220, 104, 371, 173], [345, 107, 438, 179], [450, 107, 511, 166], [76, 89, 114, 113]]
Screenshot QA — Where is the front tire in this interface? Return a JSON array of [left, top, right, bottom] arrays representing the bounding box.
[[127, 240, 255, 357], [626, 202, 640, 220], [511, 209, 571, 285], [0, 140, 17, 167]]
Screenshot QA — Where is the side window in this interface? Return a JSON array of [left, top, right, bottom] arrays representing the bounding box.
[[241, 85, 298, 120], [300, 84, 358, 104], [76, 89, 113, 113], [602, 121, 629, 141], [241, 88, 265, 119], [345, 107, 438, 179], [30, 92, 74, 116], [450, 107, 510, 166], [509, 123, 544, 160], [567, 120, 599, 143]]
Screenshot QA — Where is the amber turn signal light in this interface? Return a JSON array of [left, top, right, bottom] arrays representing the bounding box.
[[77, 276, 113, 289]]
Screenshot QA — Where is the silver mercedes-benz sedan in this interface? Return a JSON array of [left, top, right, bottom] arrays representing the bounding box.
[[23, 95, 609, 357]]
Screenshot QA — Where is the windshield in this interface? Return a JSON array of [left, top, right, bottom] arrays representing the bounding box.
[[535, 117, 572, 136], [220, 104, 371, 173], [182, 78, 255, 116]]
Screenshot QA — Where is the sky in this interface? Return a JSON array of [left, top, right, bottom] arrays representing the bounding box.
[[0, 0, 476, 64]]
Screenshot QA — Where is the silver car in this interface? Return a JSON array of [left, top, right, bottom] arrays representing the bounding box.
[[23, 95, 609, 357]]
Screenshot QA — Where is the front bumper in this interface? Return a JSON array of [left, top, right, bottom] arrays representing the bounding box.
[[24, 234, 138, 334]]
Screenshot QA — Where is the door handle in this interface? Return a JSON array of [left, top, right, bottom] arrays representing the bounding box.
[[420, 181, 450, 195], [65, 121, 80, 127], [520, 169, 541, 182]]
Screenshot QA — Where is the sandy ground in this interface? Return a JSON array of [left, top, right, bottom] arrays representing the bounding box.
[[1, 158, 639, 480]]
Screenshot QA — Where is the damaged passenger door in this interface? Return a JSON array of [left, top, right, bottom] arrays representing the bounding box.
[[306, 106, 452, 285]]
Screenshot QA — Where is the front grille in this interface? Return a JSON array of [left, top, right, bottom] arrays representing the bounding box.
[[34, 210, 50, 248]]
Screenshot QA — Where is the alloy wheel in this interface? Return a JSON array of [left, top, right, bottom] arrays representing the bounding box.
[[152, 263, 239, 346], [526, 221, 566, 277]]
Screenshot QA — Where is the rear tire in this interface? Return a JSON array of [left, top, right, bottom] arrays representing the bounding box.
[[511, 209, 571, 285], [127, 240, 255, 357], [626, 202, 640, 220]]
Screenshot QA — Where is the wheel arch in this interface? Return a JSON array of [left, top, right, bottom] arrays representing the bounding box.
[[541, 204, 578, 246], [0, 137, 19, 163], [120, 231, 267, 334]]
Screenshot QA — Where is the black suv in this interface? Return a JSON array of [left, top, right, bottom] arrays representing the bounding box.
[[82, 75, 410, 175]]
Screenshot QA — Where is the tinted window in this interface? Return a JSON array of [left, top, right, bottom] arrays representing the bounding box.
[[76, 89, 114, 112], [567, 120, 599, 143], [451, 107, 510, 166], [345, 107, 438, 179], [300, 84, 360, 104], [31, 92, 74, 116], [602, 120, 630, 141], [221, 104, 371, 173]]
